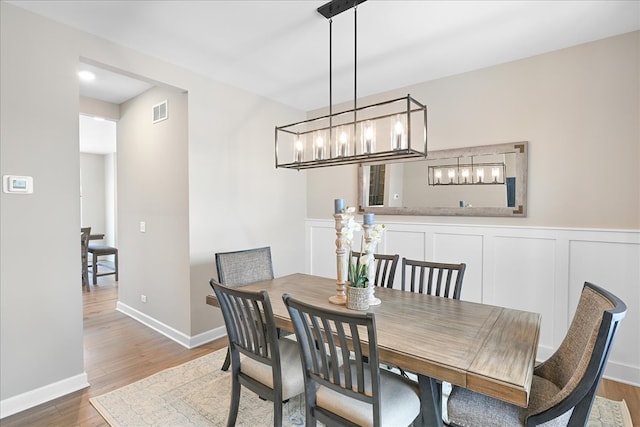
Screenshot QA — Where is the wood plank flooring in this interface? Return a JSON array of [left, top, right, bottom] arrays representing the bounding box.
[[1, 277, 638, 426]]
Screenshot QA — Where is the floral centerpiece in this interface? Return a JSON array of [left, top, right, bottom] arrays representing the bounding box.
[[337, 206, 386, 309]]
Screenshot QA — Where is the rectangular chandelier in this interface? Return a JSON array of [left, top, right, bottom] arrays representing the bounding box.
[[276, 94, 427, 170], [428, 160, 506, 186], [275, 0, 428, 170]]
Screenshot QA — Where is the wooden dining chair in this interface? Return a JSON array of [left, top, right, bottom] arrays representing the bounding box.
[[88, 240, 118, 285], [214, 246, 275, 371], [80, 227, 91, 290], [351, 251, 400, 288], [401, 258, 466, 299], [400, 258, 466, 401], [446, 282, 627, 427], [282, 293, 421, 427], [210, 280, 304, 427]]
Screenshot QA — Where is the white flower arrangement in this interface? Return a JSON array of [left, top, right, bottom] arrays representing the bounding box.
[[338, 207, 386, 288]]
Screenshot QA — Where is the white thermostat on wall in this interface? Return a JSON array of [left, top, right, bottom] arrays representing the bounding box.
[[3, 175, 33, 194]]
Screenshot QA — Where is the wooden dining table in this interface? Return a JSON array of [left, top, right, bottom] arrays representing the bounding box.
[[206, 273, 541, 426]]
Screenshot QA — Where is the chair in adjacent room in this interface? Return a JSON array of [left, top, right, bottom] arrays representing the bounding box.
[[400, 258, 466, 299], [446, 281, 627, 427], [282, 293, 421, 427], [210, 280, 304, 427], [215, 246, 275, 371], [80, 227, 91, 290], [351, 251, 400, 289], [88, 236, 119, 285]]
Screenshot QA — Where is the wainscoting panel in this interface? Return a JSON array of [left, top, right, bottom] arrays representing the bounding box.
[[304, 219, 639, 386], [308, 222, 339, 280], [490, 235, 557, 353], [568, 238, 640, 385]]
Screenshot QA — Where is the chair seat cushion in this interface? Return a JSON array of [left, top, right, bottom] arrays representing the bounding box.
[[316, 360, 420, 427], [447, 374, 572, 427], [88, 244, 117, 255], [240, 337, 304, 400]]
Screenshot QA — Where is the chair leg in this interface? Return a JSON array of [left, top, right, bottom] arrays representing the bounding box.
[[227, 374, 241, 427], [273, 399, 283, 427], [221, 347, 231, 371], [92, 254, 98, 285], [114, 251, 119, 282]]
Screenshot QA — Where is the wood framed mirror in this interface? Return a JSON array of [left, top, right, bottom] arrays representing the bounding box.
[[358, 142, 528, 217]]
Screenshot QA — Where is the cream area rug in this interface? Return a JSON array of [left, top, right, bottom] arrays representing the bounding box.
[[91, 349, 633, 427]]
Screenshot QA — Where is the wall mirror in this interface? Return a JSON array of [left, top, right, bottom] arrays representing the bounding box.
[[358, 142, 528, 217]]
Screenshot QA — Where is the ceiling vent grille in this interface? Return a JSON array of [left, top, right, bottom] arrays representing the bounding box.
[[152, 100, 168, 124]]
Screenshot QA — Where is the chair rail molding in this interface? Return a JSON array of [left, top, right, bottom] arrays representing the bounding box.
[[305, 219, 640, 387]]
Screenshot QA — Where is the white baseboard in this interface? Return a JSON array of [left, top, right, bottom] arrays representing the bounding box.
[[189, 327, 227, 348], [116, 301, 226, 349], [0, 373, 89, 419]]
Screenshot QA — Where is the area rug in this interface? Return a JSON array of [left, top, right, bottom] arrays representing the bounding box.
[[91, 348, 633, 426]]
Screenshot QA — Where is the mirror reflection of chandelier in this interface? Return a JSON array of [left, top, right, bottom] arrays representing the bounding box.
[[275, 0, 428, 170], [428, 159, 506, 186]]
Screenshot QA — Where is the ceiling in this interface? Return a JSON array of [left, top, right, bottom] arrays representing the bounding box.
[[9, 1, 639, 154], [11, 0, 640, 112]]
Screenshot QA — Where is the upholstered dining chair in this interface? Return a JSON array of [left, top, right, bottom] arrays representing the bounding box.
[[351, 251, 400, 289], [446, 281, 627, 427], [210, 280, 304, 427], [80, 227, 91, 290], [215, 246, 275, 371], [282, 293, 421, 427], [401, 258, 466, 299]]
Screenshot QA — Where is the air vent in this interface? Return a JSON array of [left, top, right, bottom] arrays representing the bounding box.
[[152, 100, 168, 124]]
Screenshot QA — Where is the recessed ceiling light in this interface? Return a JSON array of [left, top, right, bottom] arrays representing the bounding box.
[[78, 70, 96, 81]]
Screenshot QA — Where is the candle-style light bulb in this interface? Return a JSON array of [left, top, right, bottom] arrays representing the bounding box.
[[314, 134, 325, 160], [435, 170, 442, 184], [476, 169, 484, 183], [338, 130, 348, 157], [462, 169, 469, 184], [361, 121, 376, 154], [391, 115, 405, 150], [492, 167, 500, 183], [294, 137, 304, 162], [448, 169, 456, 184]]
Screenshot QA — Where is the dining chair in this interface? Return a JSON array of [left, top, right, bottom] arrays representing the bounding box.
[[210, 280, 304, 427], [88, 240, 119, 285], [400, 258, 466, 403], [351, 251, 400, 288], [401, 258, 466, 299], [215, 246, 275, 371], [282, 293, 421, 427], [446, 281, 627, 427], [80, 227, 91, 290]]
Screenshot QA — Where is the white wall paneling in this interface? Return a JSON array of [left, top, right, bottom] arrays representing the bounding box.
[[305, 219, 639, 386]]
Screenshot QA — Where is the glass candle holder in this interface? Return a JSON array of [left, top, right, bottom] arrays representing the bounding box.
[[361, 121, 376, 154], [390, 114, 406, 150]]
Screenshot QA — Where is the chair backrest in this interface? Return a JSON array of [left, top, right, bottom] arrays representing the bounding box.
[[351, 251, 399, 288], [215, 246, 274, 287], [210, 279, 282, 385], [526, 282, 626, 426], [283, 293, 382, 427], [401, 258, 466, 299]]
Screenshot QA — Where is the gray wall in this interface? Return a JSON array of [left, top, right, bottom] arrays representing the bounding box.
[[1, 2, 306, 412], [306, 31, 640, 230], [117, 86, 192, 332]]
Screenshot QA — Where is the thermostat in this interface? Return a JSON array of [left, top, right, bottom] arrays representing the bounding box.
[[3, 175, 33, 194]]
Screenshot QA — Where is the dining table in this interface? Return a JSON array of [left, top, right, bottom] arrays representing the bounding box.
[[206, 273, 541, 427]]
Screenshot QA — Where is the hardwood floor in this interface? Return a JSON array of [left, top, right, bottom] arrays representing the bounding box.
[[2, 279, 225, 427], [2, 277, 638, 426]]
